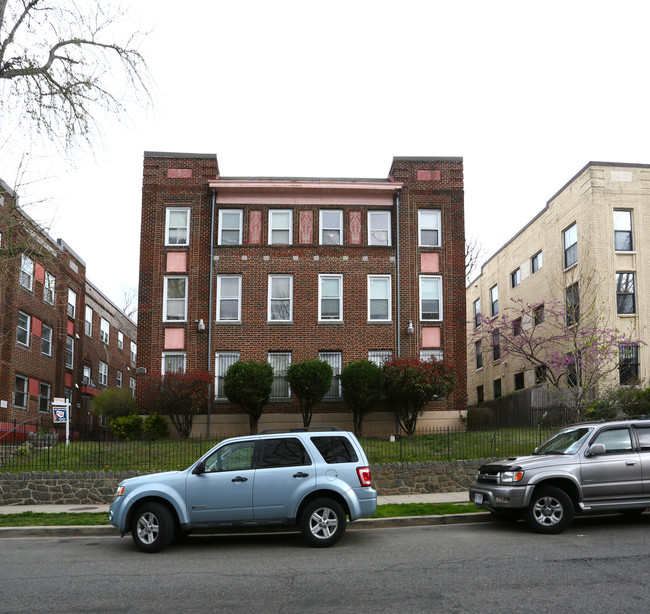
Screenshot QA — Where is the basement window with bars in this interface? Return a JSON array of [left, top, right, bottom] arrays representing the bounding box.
[[215, 352, 240, 399], [319, 351, 342, 399], [163, 352, 186, 374], [268, 352, 291, 399]]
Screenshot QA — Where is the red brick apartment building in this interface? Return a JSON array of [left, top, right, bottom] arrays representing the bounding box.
[[0, 179, 137, 432], [138, 153, 466, 434]]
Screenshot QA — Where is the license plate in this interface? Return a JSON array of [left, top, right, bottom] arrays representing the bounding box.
[[473, 493, 484, 504]]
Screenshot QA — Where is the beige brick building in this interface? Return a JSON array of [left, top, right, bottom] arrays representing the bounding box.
[[467, 162, 649, 405]]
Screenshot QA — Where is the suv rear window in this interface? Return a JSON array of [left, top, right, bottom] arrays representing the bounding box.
[[311, 436, 358, 464]]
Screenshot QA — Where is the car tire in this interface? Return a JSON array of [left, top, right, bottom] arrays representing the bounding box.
[[524, 486, 574, 534], [300, 498, 346, 548], [132, 502, 175, 553]]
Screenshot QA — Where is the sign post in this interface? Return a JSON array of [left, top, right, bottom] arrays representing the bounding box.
[[52, 397, 71, 446]]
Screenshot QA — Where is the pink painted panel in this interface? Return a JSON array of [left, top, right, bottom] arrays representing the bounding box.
[[349, 212, 362, 244], [164, 328, 185, 350], [249, 211, 262, 244], [421, 253, 440, 273], [299, 211, 313, 243], [421, 327, 441, 348], [417, 169, 441, 181], [31, 317, 42, 338], [166, 251, 187, 273], [29, 377, 40, 397], [167, 168, 192, 178], [67, 320, 74, 336], [34, 262, 45, 284]]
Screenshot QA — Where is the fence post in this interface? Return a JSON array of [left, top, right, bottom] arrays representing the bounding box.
[[447, 426, 450, 462]]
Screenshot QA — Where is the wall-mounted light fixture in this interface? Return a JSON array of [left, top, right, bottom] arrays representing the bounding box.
[[406, 320, 415, 335], [196, 318, 206, 332]]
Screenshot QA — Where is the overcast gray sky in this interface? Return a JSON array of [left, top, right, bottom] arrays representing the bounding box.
[[8, 0, 650, 309]]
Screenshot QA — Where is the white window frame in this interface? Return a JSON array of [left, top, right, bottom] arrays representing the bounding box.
[[130, 341, 137, 364], [531, 251, 543, 273], [20, 254, 34, 290], [17, 310, 31, 347], [99, 361, 108, 386], [163, 275, 188, 322], [473, 298, 481, 328], [215, 351, 240, 399], [83, 365, 92, 386], [162, 351, 187, 373], [368, 275, 391, 322], [217, 275, 242, 321], [165, 207, 191, 246], [14, 374, 28, 409], [418, 210, 442, 247], [85, 306, 93, 337], [38, 382, 51, 413], [44, 271, 55, 304], [490, 285, 499, 317], [368, 211, 391, 246], [100, 317, 110, 345], [616, 272, 636, 315], [67, 288, 77, 319], [218, 209, 243, 245], [116, 370, 123, 388], [268, 351, 291, 399], [318, 274, 343, 322], [319, 351, 342, 399], [368, 350, 392, 367], [268, 275, 293, 322], [129, 377, 136, 397], [564, 223, 578, 269], [41, 324, 52, 356], [614, 209, 633, 252], [65, 335, 74, 369], [419, 276, 442, 321], [420, 349, 444, 362], [269, 210, 293, 245], [319, 210, 343, 245], [118, 330, 124, 350], [511, 268, 521, 288]]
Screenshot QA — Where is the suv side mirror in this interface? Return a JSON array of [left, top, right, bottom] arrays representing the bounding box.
[[587, 443, 606, 457], [192, 460, 206, 475]]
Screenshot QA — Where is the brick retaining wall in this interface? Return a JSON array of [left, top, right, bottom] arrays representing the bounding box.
[[0, 461, 495, 506]]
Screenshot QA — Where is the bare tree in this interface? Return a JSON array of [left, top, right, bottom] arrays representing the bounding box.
[[465, 236, 486, 284], [0, 0, 150, 150]]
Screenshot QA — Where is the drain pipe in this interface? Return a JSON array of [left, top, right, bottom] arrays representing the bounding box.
[[395, 190, 401, 357], [207, 188, 216, 437]]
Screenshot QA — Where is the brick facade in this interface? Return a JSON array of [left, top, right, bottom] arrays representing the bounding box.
[[137, 153, 466, 434]]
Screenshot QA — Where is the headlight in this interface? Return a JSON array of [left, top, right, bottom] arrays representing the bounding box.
[[500, 471, 524, 483], [115, 485, 125, 497]]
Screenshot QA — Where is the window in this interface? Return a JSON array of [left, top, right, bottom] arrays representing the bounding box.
[[419, 276, 442, 321], [535, 365, 548, 384], [20, 254, 34, 290], [203, 440, 255, 472], [319, 210, 343, 245], [420, 349, 444, 361], [100, 317, 110, 344], [514, 372, 525, 391], [44, 272, 55, 304], [511, 268, 520, 288], [513, 317, 522, 336], [368, 211, 391, 246], [163, 276, 188, 321], [17, 310, 30, 346], [67, 288, 77, 319], [268, 275, 292, 321], [492, 331, 501, 361], [118, 331, 124, 350], [533, 304, 545, 325], [473, 298, 481, 328], [269, 210, 292, 244], [493, 378, 502, 399], [592, 428, 633, 454], [129, 377, 136, 397], [38, 382, 50, 413], [259, 438, 310, 468], [83, 365, 92, 386], [531, 251, 543, 273], [319, 351, 342, 399], [476, 385, 484, 403], [567, 353, 581, 388], [616, 272, 636, 315], [418, 210, 441, 247], [565, 282, 579, 326], [215, 352, 240, 399], [99, 361, 108, 386], [162, 352, 186, 373], [130, 341, 137, 364], [319, 275, 342, 321], [369, 350, 392, 367], [116, 370, 123, 388], [41, 324, 52, 356], [614, 210, 633, 251], [14, 375, 28, 409], [165, 207, 190, 246], [475, 341, 483, 370], [310, 436, 358, 464], [268, 352, 291, 399], [619, 344, 639, 385], [218, 210, 243, 245], [368, 275, 391, 321], [85, 306, 93, 336], [490, 285, 498, 317], [217, 275, 242, 321], [563, 223, 578, 268], [65, 335, 74, 369]]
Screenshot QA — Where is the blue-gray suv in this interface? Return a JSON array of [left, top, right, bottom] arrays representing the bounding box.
[[109, 428, 377, 552]]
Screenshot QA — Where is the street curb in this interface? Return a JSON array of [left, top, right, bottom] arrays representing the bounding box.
[[0, 513, 493, 538]]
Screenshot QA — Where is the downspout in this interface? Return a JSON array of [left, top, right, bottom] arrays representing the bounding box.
[[207, 188, 216, 437], [395, 190, 401, 357]]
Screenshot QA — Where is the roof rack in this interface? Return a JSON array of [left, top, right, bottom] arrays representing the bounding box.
[[258, 427, 342, 434]]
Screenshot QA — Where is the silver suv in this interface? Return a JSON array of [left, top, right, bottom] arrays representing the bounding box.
[[109, 428, 377, 552], [469, 419, 650, 534]]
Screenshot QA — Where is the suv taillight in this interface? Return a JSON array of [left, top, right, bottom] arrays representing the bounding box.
[[357, 466, 372, 487]]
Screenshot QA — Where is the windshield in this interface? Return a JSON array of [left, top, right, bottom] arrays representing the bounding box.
[[534, 427, 592, 455]]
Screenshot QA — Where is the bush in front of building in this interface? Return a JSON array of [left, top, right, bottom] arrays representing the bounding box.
[[92, 387, 137, 420], [223, 360, 274, 434], [340, 360, 383, 437], [110, 414, 143, 440], [143, 412, 170, 440], [286, 359, 333, 427]]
